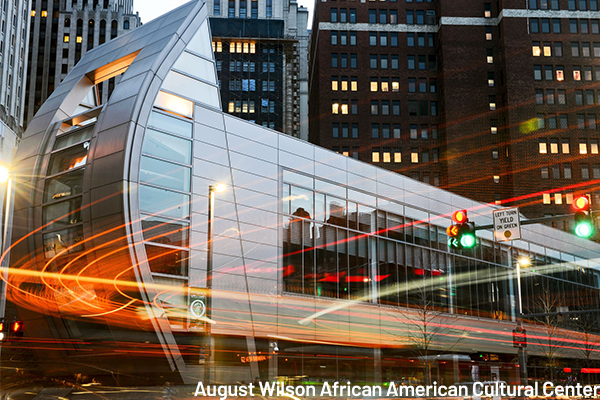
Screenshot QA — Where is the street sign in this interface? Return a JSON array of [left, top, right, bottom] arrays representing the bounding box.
[[493, 207, 521, 242], [513, 329, 527, 348]]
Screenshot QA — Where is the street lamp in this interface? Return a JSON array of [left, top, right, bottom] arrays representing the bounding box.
[[515, 256, 530, 385], [0, 166, 14, 353], [204, 184, 226, 384]]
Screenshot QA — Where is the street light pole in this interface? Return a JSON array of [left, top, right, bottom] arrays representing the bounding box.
[[516, 260, 528, 385], [204, 184, 225, 384], [0, 168, 14, 359], [0, 169, 13, 322]]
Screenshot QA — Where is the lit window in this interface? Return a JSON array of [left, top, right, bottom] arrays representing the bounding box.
[[76, 36, 83, 43], [212, 41, 222, 52], [532, 43, 541, 56], [543, 43, 552, 56], [491, 126, 498, 134], [539, 142, 547, 154], [574, 69, 582, 81], [487, 55, 494, 64], [556, 69, 564, 81], [562, 141, 570, 154], [381, 81, 389, 92], [489, 101, 496, 110], [31, 10, 36, 16], [332, 79, 338, 91], [351, 80, 357, 91], [566, 193, 574, 204], [592, 141, 599, 154], [372, 150, 380, 162], [488, 78, 495, 87], [580, 142, 588, 154], [332, 103, 339, 114], [41, 10, 48, 17], [550, 142, 558, 154], [228, 101, 234, 112], [243, 43, 249, 53], [383, 151, 391, 163], [486, 31, 493, 41], [250, 42, 256, 53], [494, 175, 500, 183], [543, 193, 551, 204], [370, 81, 378, 92], [236, 42, 242, 53], [341, 103, 348, 114], [555, 193, 562, 204], [392, 81, 400, 91], [411, 151, 419, 163], [394, 151, 401, 163], [63, 34, 70, 43], [341, 80, 348, 91]]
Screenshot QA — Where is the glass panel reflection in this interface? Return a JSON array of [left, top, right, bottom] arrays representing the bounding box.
[[145, 245, 189, 276], [44, 169, 84, 202], [43, 227, 84, 258], [48, 144, 89, 176], [139, 184, 190, 220], [140, 156, 191, 192], [43, 198, 83, 231], [152, 276, 187, 327], [142, 129, 192, 164], [53, 125, 94, 150], [148, 110, 193, 137], [142, 214, 189, 247]]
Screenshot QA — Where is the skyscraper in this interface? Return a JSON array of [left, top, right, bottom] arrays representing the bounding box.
[[0, 0, 31, 134], [206, 0, 309, 139], [309, 0, 600, 222], [25, 0, 140, 124]]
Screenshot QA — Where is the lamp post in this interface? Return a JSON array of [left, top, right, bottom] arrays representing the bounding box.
[[516, 257, 530, 385], [204, 183, 225, 384], [0, 166, 14, 354]]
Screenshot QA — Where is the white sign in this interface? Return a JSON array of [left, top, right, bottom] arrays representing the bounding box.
[[190, 299, 206, 319], [493, 207, 521, 242]]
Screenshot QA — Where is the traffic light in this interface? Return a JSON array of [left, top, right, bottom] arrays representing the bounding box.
[[0, 320, 4, 341], [573, 195, 594, 238], [10, 321, 23, 338], [447, 210, 477, 249]]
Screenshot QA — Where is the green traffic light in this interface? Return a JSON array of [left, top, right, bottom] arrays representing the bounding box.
[[575, 221, 594, 238], [460, 233, 476, 248]]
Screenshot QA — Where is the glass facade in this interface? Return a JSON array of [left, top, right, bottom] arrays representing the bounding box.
[[282, 174, 600, 322]]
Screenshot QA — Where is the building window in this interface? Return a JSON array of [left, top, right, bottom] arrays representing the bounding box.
[[539, 140, 548, 153], [563, 164, 572, 179], [543, 193, 551, 203], [541, 167, 549, 179], [494, 175, 500, 183], [582, 164, 590, 179], [411, 150, 419, 163], [580, 140, 588, 154], [64, 34, 70, 43], [372, 148, 380, 162]]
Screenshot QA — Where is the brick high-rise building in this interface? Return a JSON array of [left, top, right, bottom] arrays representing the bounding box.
[[25, 0, 140, 124], [309, 0, 600, 223]]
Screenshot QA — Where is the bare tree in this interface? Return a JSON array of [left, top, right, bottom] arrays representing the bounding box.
[[527, 277, 564, 382]]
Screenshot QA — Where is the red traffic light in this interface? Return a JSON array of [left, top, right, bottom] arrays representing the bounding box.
[[12, 321, 22, 333], [452, 210, 468, 224], [574, 195, 590, 211]]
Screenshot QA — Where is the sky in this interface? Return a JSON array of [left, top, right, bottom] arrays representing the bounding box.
[[134, 0, 314, 27]]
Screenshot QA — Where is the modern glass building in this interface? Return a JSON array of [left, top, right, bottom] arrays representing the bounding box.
[[5, 0, 600, 386]]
